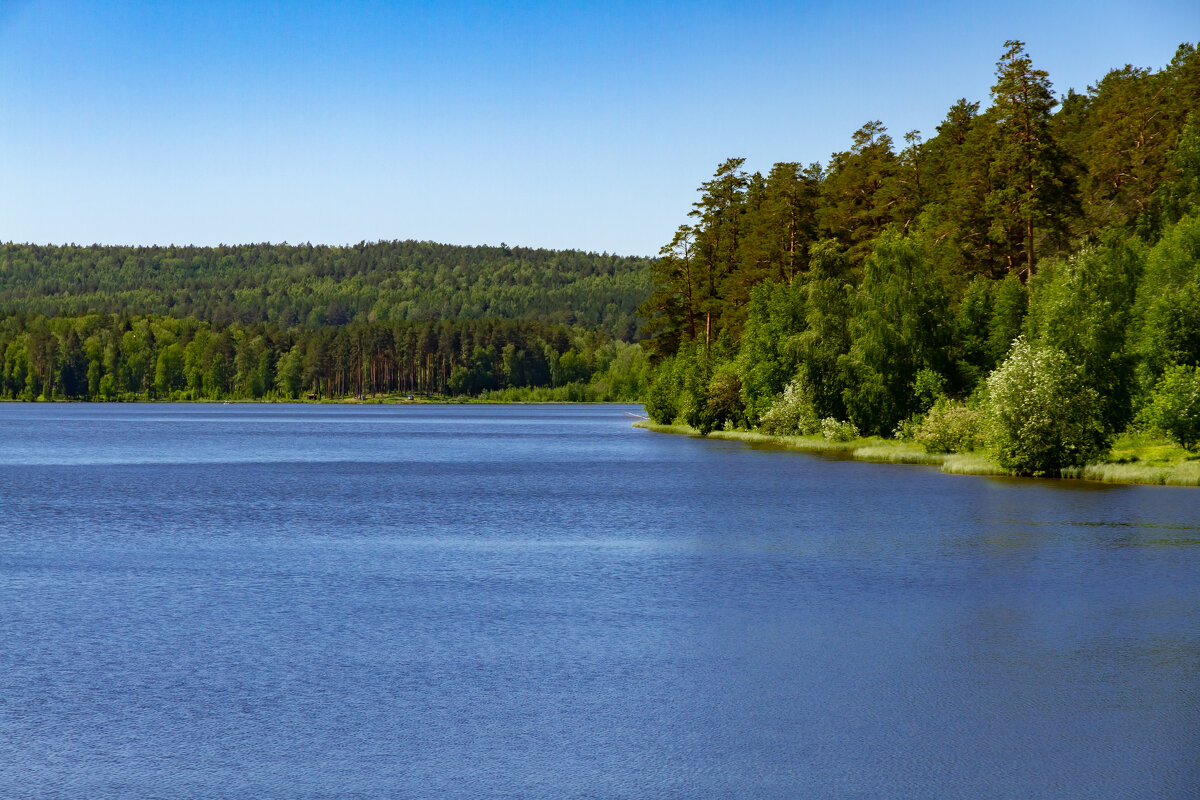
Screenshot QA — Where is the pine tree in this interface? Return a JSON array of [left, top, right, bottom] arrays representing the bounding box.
[[986, 40, 1077, 276]]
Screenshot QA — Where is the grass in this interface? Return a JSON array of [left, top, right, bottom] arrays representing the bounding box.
[[851, 444, 945, 465], [1057, 430, 1200, 486], [633, 421, 696, 435], [709, 428, 864, 451], [939, 453, 1011, 476], [635, 420, 1200, 486]]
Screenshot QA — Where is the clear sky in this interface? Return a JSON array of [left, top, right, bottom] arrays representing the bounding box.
[[1, 1, 1196, 255]]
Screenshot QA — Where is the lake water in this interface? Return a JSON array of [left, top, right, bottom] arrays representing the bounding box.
[[0, 403, 1197, 798]]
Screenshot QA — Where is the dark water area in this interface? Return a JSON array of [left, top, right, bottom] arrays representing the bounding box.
[[0, 403, 1197, 798]]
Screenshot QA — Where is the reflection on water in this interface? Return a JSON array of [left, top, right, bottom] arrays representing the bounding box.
[[0, 403, 1196, 799]]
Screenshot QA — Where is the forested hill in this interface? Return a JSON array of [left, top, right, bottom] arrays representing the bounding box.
[[0, 240, 652, 340]]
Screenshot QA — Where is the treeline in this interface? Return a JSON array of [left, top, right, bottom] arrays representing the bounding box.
[[0, 240, 651, 340], [641, 41, 1200, 473], [0, 313, 649, 403]]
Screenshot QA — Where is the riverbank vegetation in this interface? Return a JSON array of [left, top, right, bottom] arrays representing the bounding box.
[[639, 40, 1200, 479]]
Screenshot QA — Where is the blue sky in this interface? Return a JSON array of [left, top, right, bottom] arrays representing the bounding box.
[[1, 1, 1196, 255]]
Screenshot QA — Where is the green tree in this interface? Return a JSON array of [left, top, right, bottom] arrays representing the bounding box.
[[736, 279, 806, 424], [690, 158, 750, 351], [986, 273, 1028, 367], [57, 330, 88, 399], [275, 344, 304, 398], [741, 162, 821, 286], [638, 225, 698, 358], [1133, 211, 1200, 386], [793, 240, 853, 419], [840, 230, 952, 436], [1024, 238, 1144, 430], [154, 343, 186, 396], [1138, 363, 1200, 449], [820, 121, 897, 262], [919, 99, 1000, 276], [986, 40, 1077, 276]]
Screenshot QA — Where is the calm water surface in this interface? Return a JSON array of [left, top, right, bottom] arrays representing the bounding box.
[[0, 403, 1197, 798]]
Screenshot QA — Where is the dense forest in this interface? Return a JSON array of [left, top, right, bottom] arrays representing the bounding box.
[[0, 241, 650, 338], [640, 41, 1200, 474], [0, 313, 648, 403], [0, 243, 652, 402]]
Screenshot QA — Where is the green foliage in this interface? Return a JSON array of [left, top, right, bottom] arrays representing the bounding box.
[[736, 279, 806, 424], [1137, 364, 1200, 450], [275, 345, 304, 398], [985, 337, 1110, 474], [794, 240, 853, 419], [986, 274, 1027, 366], [1134, 211, 1200, 387], [1024, 238, 1143, 430], [1156, 114, 1200, 225], [912, 368, 947, 413], [951, 272, 1028, 392], [840, 230, 952, 435], [819, 121, 898, 263], [586, 340, 651, 402], [643, 358, 682, 424], [914, 399, 984, 454], [703, 366, 747, 432]]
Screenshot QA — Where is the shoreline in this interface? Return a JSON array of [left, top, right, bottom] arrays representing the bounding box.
[[633, 421, 1200, 488]]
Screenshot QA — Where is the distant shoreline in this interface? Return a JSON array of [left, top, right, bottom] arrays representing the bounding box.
[[0, 397, 637, 406]]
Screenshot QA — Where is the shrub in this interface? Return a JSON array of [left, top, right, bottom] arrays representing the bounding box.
[[758, 378, 820, 436], [704, 367, 746, 430], [820, 417, 860, 442], [892, 415, 921, 441], [1138, 363, 1200, 450], [915, 399, 984, 453], [985, 337, 1110, 475], [643, 365, 680, 424]]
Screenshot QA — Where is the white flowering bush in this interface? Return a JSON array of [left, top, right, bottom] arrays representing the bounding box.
[[820, 417, 860, 442], [985, 337, 1109, 474], [758, 378, 820, 436]]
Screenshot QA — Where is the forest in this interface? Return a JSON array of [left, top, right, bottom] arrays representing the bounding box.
[[0, 243, 652, 402], [0, 240, 650, 338], [0, 313, 649, 403], [639, 41, 1200, 475]]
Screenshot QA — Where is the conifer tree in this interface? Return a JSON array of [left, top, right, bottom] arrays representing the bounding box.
[[986, 40, 1077, 276]]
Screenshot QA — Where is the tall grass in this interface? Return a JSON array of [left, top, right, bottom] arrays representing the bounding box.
[[1062, 461, 1200, 486], [852, 445, 945, 464], [707, 429, 864, 451], [939, 453, 1010, 476]]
